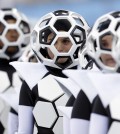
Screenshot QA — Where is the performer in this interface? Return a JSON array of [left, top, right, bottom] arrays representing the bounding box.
[[86, 11, 120, 134], [0, 8, 30, 134], [11, 9, 90, 134]]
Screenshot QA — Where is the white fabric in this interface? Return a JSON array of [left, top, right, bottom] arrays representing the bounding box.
[[10, 62, 48, 89], [18, 106, 34, 134], [13, 73, 22, 94], [54, 77, 80, 98], [57, 106, 72, 119], [87, 72, 120, 108], [0, 66, 21, 134], [0, 92, 19, 112], [89, 113, 109, 134], [108, 121, 120, 134], [8, 112, 18, 134], [63, 69, 98, 103], [110, 95, 120, 120], [0, 71, 10, 93], [0, 101, 10, 134], [63, 116, 71, 134], [70, 119, 89, 134], [58, 106, 73, 134], [92, 63, 99, 71]]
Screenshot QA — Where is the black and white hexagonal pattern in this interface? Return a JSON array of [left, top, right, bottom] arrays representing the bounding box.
[[33, 75, 69, 133]]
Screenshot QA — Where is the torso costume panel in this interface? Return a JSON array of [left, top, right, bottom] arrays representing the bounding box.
[[11, 61, 71, 134], [0, 60, 22, 134]]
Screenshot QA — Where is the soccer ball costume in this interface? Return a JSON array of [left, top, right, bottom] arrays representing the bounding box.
[[11, 9, 90, 134], [10, 45, 38, 134], [56, 11, 120, 134], [86, 11, 120, 134], [55, 48, 95, 134], [0, 8, 30, 134]]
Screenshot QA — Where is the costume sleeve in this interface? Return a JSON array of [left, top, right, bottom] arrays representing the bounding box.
[[70, 90, 90, 134], [17, 81, 34, 134], [89, 96, 109, 134], [63, 95, 75, 134], [8, 108, 18, 134]]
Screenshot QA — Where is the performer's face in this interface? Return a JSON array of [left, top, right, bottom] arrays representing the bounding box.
[[100, 34, 116, 67], [47, 32, 72, 63]]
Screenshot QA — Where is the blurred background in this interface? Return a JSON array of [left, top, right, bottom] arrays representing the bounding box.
[[1, 0, 120, 27]]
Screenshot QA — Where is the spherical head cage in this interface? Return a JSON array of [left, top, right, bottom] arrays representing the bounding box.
[[87, 11, 120, 72], [0, 8, 31, 60], [31, 10, 90, 69]]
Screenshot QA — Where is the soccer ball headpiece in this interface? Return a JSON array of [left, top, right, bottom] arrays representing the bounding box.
[[31, 10, 90, 69], [87, 11, 120, 72], [0, 8, 31, 60]]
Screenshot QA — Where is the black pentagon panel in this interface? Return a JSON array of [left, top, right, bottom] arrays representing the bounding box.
[[0, 22, 5, 35], [54, 19, 71, 32], [93, 39, 97, 52], [39, 26, 56, 45], [0, 122, 4, 134], [19, 21, 30, 34], [5, 29, 19, 42], [4, 15, 16, 24], [5, 46, 19, 57], [71, 26, 86, 46], [55, 56, 73, 69], [97, 19, 111, 32], [115, 22, 120, 31], [111, 11, 120, 18], [39, 47, 54, 61], [37, 127, 54, 133], [53, 10, 69, 16], [21, 43, 27, 48], [39, 18, 51, 28], [0, 40, 4, 49]]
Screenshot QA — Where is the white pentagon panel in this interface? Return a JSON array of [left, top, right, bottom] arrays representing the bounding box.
[[55, 94, 69, 116], [33, 101, 57, 128], [108, 121, 120, 134], [110, 96, 120, 120], [53, 117, 63, 134], [0, 71, 10, 93], [38, 75, 64, 101]]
